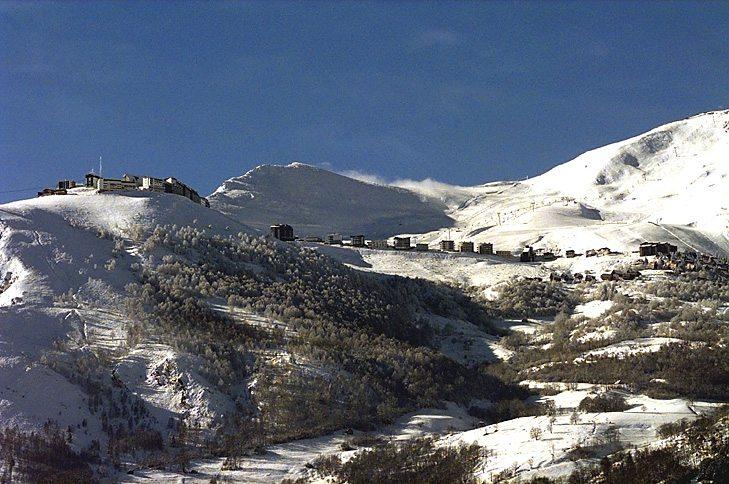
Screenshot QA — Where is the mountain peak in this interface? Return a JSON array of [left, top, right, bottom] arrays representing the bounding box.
[[232, 162, 324, 181], [208, 163, 453, 238], [286, 161, 317, 169]]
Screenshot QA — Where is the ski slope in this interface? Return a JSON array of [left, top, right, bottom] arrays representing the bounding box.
[[211, 111, 729, 257], [430, 110, 729, 255]]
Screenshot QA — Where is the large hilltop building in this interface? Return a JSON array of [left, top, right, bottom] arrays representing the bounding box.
[[84, 173, 210, 206]]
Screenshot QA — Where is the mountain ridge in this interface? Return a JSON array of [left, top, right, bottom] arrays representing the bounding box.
[[208, 110, 729, 255], [444, 109, 729, 254], [208, 162, 455, 238]]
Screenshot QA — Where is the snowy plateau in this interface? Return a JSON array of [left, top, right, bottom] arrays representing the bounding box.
[[0, 110, 728, 483]]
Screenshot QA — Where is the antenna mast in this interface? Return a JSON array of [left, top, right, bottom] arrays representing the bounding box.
[[99, 156, 102, 176]]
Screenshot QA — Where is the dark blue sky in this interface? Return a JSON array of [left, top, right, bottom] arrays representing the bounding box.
[[1, 1, 727, 203]]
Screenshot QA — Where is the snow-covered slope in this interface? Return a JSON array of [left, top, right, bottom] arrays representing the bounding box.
[[208, 162, 455, 238], [0, 190, 256, 447], [0, 187, 506, 479], [208, 111, 729, 256], [1, 110, 727, 481], [0, 189, 256, 304], [436, 110, 729, 255], [529, 110, 728, 230]]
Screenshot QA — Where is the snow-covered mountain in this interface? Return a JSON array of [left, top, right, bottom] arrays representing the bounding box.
[[210, 111, 728, 255], [529, 110, 728, 229], [0, 185, 505, 480], [1, 110, 728, 482], [0, 190, 257, 449], [0, 189, 255, 305], [434, 109, 729, 255], [208, 162, 455, 238]]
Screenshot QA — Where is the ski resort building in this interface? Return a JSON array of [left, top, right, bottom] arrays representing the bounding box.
[[163, 177, 207, 205], [142, 176, 166, 192], [639, 242, 678, 257], [459, 241, 474, 253], [597, 247, 612, 256], [85, 173, 102, 188], [97, 177, 139, 191], [520, 246, 535, 262], [440, 240, 455, 251], [83, 172, 210, 206], [351, 235, 366, 247], [122, 174, 142, 184], [37, 188, 67, 197], [325, 233, 343, 245], [270, 224, 295, 241], [393, 236, 411, 250], [37, 179, 76, 196], [369, 240, 389, 249], [416, 243, 429, 251], [478, 243, 493, 255]]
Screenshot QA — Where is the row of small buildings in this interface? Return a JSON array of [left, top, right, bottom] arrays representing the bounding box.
[[270, 226, 575, 261], [37, 173, 209, 207], [269, 225, 695, 265], [269, 225, 502, 254]]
